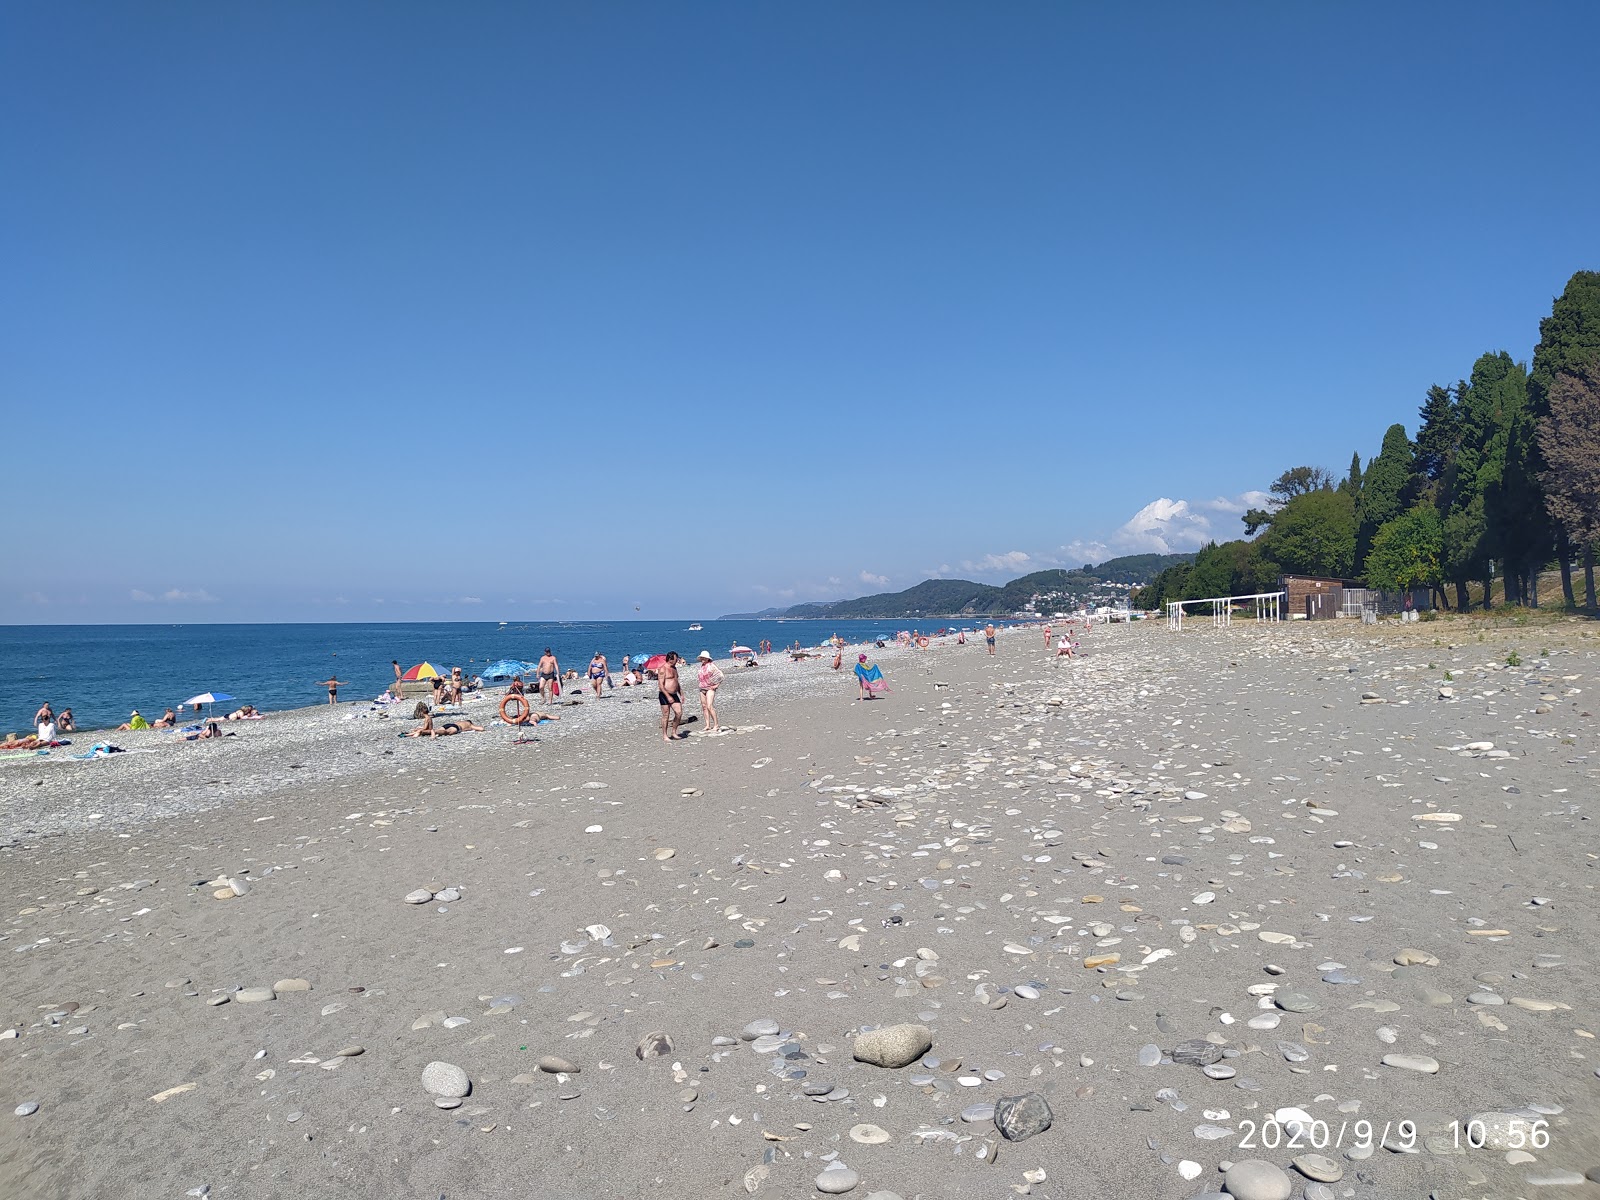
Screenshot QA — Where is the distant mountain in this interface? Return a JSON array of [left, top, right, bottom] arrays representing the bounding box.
[[718, 553, 1194, 620]]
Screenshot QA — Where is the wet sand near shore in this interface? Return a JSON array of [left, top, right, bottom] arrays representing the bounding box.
[[2, 620, 1597, 1200]]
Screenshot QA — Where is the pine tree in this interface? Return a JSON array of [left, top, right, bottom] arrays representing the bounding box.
[[1355, 424, 1414, 577]]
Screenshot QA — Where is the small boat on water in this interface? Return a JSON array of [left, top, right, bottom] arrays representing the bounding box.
[[687, 623, 703, 631]]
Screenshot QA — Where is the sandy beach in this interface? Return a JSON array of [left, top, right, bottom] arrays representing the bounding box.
[[2, 620, 1597, 1200]]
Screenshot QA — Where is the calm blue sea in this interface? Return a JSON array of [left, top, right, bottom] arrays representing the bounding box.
[[0, 619, 986, 733]]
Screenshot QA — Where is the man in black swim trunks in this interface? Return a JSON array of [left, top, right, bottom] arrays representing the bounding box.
[[657, 651, 685, 742], [537, 647, 560, 707]]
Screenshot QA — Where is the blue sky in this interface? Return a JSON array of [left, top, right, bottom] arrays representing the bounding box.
[[4, 2, 1596, 623]]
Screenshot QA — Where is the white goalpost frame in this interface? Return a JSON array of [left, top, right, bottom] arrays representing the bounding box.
[[1166, 591, 1284, 630]]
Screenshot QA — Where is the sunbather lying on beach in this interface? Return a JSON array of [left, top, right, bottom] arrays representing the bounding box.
[[226, 705, 259, 719], [1, 733, 43, 750], [406, 713, 487, 737], [185, 721, 231, 741]]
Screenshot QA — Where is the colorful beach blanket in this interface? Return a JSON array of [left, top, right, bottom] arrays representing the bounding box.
[[854, 662, 890, 695]]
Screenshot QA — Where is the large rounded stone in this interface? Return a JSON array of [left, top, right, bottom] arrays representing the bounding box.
[[852, 1023, 933, 1069], [993, 1092, 1053, 1142], [1222, 1159, 1292, 1200], [815, 1166, 859, 1193], [421, 1061, 470, 1098], [1291, 1153, 1342, 1182]]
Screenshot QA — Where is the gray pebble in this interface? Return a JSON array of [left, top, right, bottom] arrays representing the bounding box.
[[994, 1092, 1053, 1142]]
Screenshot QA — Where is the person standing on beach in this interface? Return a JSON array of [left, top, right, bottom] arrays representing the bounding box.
[[984, 623, 996, 655], [695, 651, 724, 733], [1042, 623, 1052, 649], [33, 702, 54, 729], [658, 652, 685, 741], [391, 660, 404, 699], [316, 677, 347, 704], [537, 648, 560, 706], [588, 652, 609, 698]]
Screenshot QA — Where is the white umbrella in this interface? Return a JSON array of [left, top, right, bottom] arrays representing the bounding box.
[[183, 692, 235, 720]]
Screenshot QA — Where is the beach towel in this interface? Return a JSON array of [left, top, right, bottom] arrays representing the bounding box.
[[128, 714, 150, 730], [854, 662, 890, 695]]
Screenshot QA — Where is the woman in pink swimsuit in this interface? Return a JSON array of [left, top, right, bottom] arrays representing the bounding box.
[[695, 651, 725, 733]]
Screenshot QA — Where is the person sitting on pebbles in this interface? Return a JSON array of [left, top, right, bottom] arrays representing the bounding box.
[[150, 708, 177, 728], [117, 709, 152, 731]]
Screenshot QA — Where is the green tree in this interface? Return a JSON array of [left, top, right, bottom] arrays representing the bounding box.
[[1355, 424, 1414, 576], [1414, 383, 1458, 494], [1450, 353, 1531, 607], [1133, 562, 1192, 610], [1181, 540, 1268, 601], [1340, 451, 1364, 498], [1537, 358, 1600, 609], [1365, 506, 1443, 594], [1529, 271, 1600, 606], [1256, 488, 1357, 579], [1269, 466, 1335, 503]]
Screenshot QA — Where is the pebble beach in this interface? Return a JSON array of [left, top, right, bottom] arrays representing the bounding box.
[[2, 619, 1597, 1200]]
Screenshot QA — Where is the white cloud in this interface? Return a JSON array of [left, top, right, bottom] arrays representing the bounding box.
[[859, 570, 889, 587], [459, 596, 482, 605], [961, 551, 1039, 576], [1105, 498, 1215, 554], [1059, 539, 1110, 566], [1197, 490, 1273, 515], [162, 588, 219, 603], [131, 589, 155, 602]]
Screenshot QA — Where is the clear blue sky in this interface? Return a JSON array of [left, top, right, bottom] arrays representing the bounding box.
[[4, 2, 1596, 623]]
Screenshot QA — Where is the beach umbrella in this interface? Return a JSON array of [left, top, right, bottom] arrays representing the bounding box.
[[643, 654, 668, 672], [183, 691, 235, 720], [481, 659, 531, 682], [730, 645, 755, 658], [400, 662, 439, 681]]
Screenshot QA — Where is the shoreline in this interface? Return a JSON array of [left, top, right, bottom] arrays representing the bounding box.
[[3, 618, 1596, 1200], [0, 638, 927, 844]]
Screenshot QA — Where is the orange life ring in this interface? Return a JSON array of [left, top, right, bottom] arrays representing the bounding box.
[[499, 694, 529, 725]]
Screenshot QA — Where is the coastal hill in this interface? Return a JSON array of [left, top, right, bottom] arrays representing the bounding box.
[[720, 553, 1193, 620]]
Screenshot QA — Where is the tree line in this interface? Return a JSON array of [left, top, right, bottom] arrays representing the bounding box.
[[1135, 271, 1600, 613]]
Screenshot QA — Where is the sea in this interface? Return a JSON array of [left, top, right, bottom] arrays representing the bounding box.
[[1, 618, 996, 733]]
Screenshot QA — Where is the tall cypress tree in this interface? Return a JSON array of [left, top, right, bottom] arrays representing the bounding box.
[[1529, 271, 1600, 607], [1355, 424, 1414, 577], [1414, 384, 1458, 494], [1341, 451, 1364, 499]]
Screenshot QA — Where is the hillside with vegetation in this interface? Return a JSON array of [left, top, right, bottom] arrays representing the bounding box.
[[720, 554, 1194, 620]]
